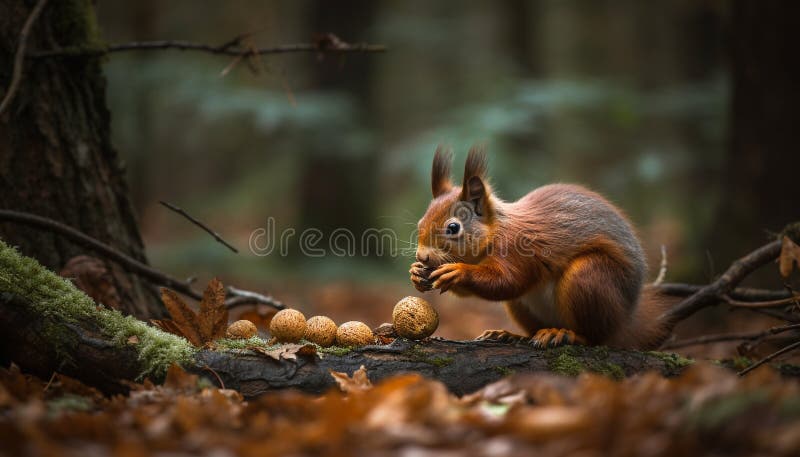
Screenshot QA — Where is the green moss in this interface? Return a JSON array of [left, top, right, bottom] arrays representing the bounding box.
[[403, 343, 453, 367], [495, 366, 515, 377], [214, 336, 273, 351], [646, 351, 693, 372], [544, 346, 625, 379], [426, 356, 454, 367], [319, 345, 353, 357], [548, 351, 587, 376], [0, 241, 195, 379]]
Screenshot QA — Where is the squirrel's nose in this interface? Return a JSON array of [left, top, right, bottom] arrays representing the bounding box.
[[416, 251, 429, 264]]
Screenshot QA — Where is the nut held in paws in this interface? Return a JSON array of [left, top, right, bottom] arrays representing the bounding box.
[[269, 309, 307, 343], [392, 296, 439, 340], [304, 315, 338, 347]]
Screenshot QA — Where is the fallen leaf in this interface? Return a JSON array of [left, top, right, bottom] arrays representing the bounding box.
[[163, 364, 199, 393], [251, 343, 317, 361], [199, 278, 228, 342], [127, 335, 139, 345], [156, 279, 230, 347], [779, 235, 800, 278], [330, 365, 372, 393], [160, 288, 204, 346]]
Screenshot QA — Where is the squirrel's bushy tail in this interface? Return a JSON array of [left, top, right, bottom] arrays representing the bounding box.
[[611, 286, 676, 350]]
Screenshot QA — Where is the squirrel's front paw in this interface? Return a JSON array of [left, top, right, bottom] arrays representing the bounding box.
[[409, 261, 433, 292], [428, 263, 468, 293]]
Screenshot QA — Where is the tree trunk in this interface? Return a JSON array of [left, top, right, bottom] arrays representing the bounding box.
[[0, 0, 165, 319], [708, 0, 800, 274]]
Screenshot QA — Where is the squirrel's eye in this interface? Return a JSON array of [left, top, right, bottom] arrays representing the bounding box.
[[446, 222, 461, 235]]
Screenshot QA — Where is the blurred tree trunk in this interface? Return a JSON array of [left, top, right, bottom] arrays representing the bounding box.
[[0, 0, 165, 319], [709, 0, 800, 270]]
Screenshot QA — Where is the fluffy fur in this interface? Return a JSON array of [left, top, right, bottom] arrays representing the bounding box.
[[411, 147, 671, 349]]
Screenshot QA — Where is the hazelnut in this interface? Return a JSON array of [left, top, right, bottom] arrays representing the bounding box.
[[304, 316, 338, 347], [269, 309, 307, 343], [336, 321, 374, 347], [392, 296, 439, 340], [226, 319, 258, 339]]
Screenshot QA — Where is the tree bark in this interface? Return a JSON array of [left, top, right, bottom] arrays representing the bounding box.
[[708, 0, 800, 274], [0, 0, 164, 319], [0, 292, 688, 399]]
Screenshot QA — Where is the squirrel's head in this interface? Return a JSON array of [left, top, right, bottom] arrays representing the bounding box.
[[415, 145, 496, 267]]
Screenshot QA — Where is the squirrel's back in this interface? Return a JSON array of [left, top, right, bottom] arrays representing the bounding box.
[[501, 184, 670, 349]]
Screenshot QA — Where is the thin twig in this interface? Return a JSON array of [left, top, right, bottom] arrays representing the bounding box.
[[738, 340, 800, 376], [0, 0, 48, 116], [225, 286, 283, 310], [202, 365, 225, 389], [657, 283, 791, 302], [42, 371, 57, 392], [723, 294, 800, 309], [664, 239, 783, 324], [28, 37, 386, 59], [652, 245, 668, 286], [0, 209, 284, 310], [159, 200, 238, 253], [662, 323, 800, 350]]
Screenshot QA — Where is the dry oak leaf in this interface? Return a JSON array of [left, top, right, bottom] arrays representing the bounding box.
[[779, 235, 800, 278], [251, 343, 317, 361], [330, 365, 373, 394], [152, 278, 228, 347]]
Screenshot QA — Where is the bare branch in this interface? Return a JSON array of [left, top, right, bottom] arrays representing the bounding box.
[[739, 340, 800, 376], [0, 209, 284, 310], [657, 282, 791, 302], [662, 323, 800, 350], [159, 200, 238, 253], [0, 0, 48, 116], [664, 239, 783, 324], [28, 36, 386, 59], [723, 294, 800, 309]]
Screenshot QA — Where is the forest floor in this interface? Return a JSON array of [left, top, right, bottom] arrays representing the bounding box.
[[1, 358, 799, 457]]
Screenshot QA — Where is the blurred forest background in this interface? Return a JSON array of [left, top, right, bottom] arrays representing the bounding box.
[[91, 0, 791, 343]]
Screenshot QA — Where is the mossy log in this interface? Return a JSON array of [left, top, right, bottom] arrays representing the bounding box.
[[0, 292, 691, 397], [195, 339, 690, 397], [0, 241, 690, 397]]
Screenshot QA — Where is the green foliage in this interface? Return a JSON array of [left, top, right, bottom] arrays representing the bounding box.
[[0, 241, 194, 378]]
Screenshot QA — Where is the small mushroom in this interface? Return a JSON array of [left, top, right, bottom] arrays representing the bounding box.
[[304, 316, 338, 347], [392, 296, 439, 340], [226, 319, 258, 339], [269, 309, 307, 343], [336, 321, 374, 347]]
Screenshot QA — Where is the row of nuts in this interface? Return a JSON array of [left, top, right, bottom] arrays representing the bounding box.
[[270, 309, 375, 347], [227, 296, 439, 348]]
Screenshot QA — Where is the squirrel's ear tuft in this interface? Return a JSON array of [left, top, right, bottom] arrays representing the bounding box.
[[431, 145, 453, 198], [463, 145, 488, 181], [461, 145, 490, 216]]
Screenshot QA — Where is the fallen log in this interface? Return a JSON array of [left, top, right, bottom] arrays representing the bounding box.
[[0, 240, 690, 398], [0, 290, 690, 398]]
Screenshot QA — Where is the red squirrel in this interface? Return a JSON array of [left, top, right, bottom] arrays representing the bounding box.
[[409, 146, 671, 349]]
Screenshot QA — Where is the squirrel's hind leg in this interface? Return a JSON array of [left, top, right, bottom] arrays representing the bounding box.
[[555, 253, 634, 345]]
